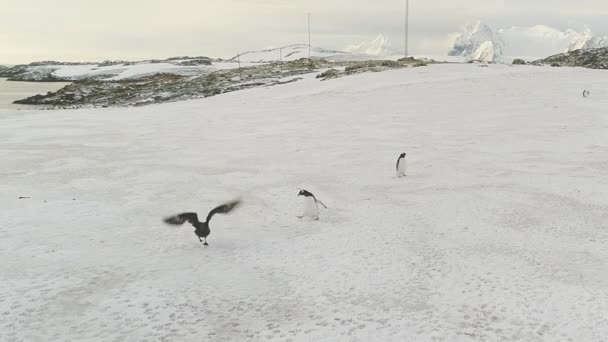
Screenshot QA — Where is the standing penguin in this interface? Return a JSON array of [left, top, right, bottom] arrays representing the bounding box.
[[396, 153, 407, 177], [297, 190, 327, 220]]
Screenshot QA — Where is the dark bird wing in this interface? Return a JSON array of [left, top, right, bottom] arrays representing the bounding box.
[[206, 199, 242, 223], [164, 212, 199, 227], [396, 156, 401, 172]]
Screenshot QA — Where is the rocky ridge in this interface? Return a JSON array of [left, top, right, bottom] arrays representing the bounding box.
[[0, 56, 213, 81], [14, 57, 432, 108], [533, 47, 608, 69]]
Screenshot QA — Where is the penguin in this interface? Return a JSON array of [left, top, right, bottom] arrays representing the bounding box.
[[396, 152, 407, 177], [583, 90, 590, 98], [163, 199, 241, 246], [297, 190, 327, 220]]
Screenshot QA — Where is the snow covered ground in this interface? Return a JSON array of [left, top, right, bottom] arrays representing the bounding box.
[[1, 64, 607, 341]]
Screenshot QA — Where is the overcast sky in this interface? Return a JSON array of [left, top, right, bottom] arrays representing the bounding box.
[[2, 0, 608, 63]]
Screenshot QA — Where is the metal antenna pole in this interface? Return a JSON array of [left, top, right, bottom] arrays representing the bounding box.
[[405, 0, 409, 57], [307, 12, 311, 59], [237, 53, 241, 78]]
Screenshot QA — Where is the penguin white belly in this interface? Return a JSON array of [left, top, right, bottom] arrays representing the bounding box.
[[301, 196, 319, 219], [397, 159, 407, 176]]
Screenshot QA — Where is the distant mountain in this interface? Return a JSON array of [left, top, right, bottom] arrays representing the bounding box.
[[230, 44, 388, 63], [567, 30, 608, 51], [344, 34, 401, 56], [449, 21, 608, 62], [449, 21, 504, 62], [534, 46, 608, 69]]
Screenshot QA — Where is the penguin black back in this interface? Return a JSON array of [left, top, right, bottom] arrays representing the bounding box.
[[396, 153, 406, 171], [298, 189, 315, 198], [297, 189, 327, 210]]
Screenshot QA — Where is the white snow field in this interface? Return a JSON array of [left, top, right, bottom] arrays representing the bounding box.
[[1, 64, 608, 342]]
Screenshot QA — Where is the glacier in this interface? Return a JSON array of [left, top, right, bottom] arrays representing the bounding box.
[[449, 21, 608, 62]]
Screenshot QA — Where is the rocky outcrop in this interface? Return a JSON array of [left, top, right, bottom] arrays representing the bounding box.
[[316, 57, 429, 81], [14, 58, 430, 108], [167, 56, 212, 66], [7, 67, 67, 82], [13, 59, 326, 108], [533, 47, 608, 69], [0, 56, 214, 82]]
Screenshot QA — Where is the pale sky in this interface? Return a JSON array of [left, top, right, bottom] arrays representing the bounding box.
[[2, 0, 608, 64]]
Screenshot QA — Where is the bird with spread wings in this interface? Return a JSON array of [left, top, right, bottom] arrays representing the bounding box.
[[163, 199, 241, 246]]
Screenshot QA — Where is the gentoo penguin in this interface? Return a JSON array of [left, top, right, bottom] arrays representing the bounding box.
[[297, 190, 327, 220], [396, 153, 407, 177], [163, 199, 241, 246]]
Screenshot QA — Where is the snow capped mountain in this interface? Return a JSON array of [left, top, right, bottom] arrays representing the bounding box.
[[567, 29, 608, 51], [469, 41, 500, 62], [344, 34, 400, 56], [232, 44, 383, 63], [449, 21, 504, 62], [449, 21, 608, 62], [232, 39, 403, 63]]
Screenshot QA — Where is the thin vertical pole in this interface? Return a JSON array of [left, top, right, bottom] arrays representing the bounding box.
[[405, 0, 409, 57], [307, 13, 311, 59], [237, 53, 241, 78]]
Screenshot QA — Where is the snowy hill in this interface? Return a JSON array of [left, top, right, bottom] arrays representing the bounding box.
[[231, 44, 387, 63], [449, 21, 608, 62], [0, 57, 247, 82], [2, 64, 608, 341]]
